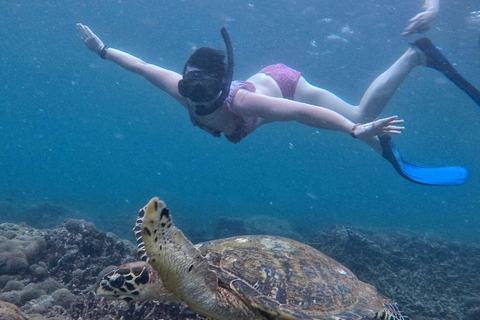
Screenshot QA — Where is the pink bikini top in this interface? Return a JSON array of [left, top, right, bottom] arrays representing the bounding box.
[[188, 80, 257, 143]]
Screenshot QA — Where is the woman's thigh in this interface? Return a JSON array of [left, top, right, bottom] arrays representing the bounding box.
[[294, 77, 361, 121]]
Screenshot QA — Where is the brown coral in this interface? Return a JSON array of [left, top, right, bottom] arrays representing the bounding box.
[[0, 300, 29, 320]]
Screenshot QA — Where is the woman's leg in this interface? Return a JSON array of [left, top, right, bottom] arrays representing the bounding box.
[[294, 47, 423, 123], [356, 47, 423, 122]]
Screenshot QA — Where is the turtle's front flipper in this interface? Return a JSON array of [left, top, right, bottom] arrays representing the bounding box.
[[133, 204, 149, 262], [141, 198, 217, 302], [375, 303, 410, 320], [141, 197, 256, 320]]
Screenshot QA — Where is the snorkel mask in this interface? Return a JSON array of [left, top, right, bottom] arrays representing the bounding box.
[[178, 71, 223, 103], [178, 27, 234, 116]]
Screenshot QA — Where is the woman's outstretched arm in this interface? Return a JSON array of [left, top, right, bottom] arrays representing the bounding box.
[[76, 23, 187, 105], [234, 91, 404, 139]]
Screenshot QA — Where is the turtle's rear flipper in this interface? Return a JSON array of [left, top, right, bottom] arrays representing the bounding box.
[[412, 37, 480, 107], [379, 135, 468, 186], [375, 303, 410, 320]]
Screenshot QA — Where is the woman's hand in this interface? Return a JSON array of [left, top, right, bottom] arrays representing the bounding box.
[[353, 116, 404, 139], [76, 23, 105, 56]]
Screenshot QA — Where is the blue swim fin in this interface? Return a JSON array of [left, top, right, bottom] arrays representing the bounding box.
[[412, 38, 480, 107], [379, 135, 468, 186]]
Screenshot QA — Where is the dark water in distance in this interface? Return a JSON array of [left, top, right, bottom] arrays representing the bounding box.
[[1, 0, 480, 241]]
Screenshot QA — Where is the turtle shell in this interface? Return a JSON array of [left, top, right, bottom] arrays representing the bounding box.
[[198, 235, 390, 319]]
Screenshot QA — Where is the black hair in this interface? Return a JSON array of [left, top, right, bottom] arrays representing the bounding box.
[[183, 47, 226, 82]]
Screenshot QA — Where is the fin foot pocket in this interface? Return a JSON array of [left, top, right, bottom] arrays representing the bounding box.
[[412, 37, 480, 107]]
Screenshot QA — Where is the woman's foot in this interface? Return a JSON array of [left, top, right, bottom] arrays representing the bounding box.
[[411, 38, 452, 72], [411, 37, 480, 106]]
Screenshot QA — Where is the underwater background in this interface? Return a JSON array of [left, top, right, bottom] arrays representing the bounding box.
[[1, 0, 480, 243]]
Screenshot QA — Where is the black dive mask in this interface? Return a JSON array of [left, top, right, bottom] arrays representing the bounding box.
[[178, 27, 234, 116], [178, 71, 222, 103]]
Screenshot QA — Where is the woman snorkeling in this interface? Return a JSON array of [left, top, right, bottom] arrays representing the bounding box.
[[77, 23, 479, 186]]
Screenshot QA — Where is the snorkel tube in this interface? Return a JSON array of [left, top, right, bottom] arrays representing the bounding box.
[[194, 27, 234, 116], [217, 27, 234, 107]]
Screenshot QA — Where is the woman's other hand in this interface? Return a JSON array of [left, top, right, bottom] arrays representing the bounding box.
[[76, 23, 105, 55], [353, 116, 405, 139]]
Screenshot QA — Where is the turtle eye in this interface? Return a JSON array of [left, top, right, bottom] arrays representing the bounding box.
[[110, 275, 125, 289]]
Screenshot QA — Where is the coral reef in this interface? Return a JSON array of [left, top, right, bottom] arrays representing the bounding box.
[[0, 218, 211, 320], [0, 219, 137, 319], [68, 291, 206, 320], [0, 224, 47, 276], [309, 226, 480, 320], [0, 216, 479, 320]]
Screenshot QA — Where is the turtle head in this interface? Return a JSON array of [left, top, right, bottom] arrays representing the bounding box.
[[96, 261, 177, 302]]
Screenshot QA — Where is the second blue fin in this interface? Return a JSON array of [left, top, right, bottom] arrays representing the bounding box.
[[379, 135, 468, 186]]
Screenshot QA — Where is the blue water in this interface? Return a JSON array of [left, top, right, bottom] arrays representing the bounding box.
[[1, 0, 480, 241]]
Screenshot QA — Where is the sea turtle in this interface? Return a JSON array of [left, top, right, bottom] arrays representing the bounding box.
[[97, 197, 410, 320]]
